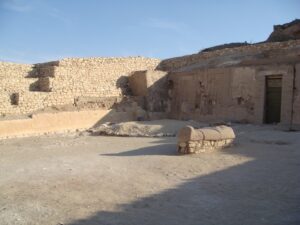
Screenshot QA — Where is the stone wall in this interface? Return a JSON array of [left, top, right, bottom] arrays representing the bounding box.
[[0, 109, 111, 139], [129, 70, 169, 119], [168, 67, 256, 123], [168, 64, 299, 126], [1, 41, 300, 130], [0, 57, 160, 116], [0, 62, 35, 115]]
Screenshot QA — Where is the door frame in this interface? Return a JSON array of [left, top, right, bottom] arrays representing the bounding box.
[[264, 75, 282, 124], [255, 66, 294, 125]]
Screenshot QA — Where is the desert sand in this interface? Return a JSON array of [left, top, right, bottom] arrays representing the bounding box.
[[0, 123, 299, 225]]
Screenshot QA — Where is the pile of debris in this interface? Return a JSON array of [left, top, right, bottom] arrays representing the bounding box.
[[89, 120, 206, 137]]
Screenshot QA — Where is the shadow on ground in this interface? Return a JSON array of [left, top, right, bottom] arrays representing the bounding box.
[[101, 142, 177, 156], [67, 136, 300, 225]]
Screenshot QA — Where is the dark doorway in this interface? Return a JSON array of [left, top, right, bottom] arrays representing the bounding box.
[[264, 75, 282, 124]]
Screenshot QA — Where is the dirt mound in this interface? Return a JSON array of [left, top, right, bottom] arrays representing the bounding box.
[[89, 119, 207, 137]]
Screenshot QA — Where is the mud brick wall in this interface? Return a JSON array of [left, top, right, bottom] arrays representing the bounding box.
[[0, 57, 160, 116]]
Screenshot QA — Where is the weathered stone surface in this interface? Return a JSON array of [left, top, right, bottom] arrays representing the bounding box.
[[178, 125, 235, 154], [178, 125, 235, 142], [267, 19, 300, 42], [178, 139, 234, 154], [0, 57, 160, 116], [129, 70, 169, 118]]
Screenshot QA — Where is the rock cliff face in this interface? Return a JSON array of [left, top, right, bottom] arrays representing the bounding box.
[[158, 40, 300, 72], [267, 19, 300, 42]]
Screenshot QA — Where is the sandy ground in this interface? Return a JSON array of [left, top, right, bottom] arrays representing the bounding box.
[[0, 124, 300, 225]]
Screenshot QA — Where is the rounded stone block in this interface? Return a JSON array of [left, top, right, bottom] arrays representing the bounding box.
[[177, 126, 204, 143], [178, 125, 235, 142]]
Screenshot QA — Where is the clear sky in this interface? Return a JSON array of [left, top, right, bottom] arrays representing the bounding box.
[[0, 0, 299, 63]]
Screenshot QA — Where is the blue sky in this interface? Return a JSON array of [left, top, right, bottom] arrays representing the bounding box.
[[0, 0, 299, 63]]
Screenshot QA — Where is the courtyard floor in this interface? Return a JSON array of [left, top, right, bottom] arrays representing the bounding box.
[[0, 125, 299, 225]]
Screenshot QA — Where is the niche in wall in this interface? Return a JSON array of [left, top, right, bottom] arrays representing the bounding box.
[[10, 93, 19, 105]]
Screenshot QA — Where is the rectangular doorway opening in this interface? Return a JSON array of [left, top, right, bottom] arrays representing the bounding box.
[[264, 75, 282, 124]]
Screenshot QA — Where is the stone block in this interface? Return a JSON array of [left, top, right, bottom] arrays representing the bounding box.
[[177, 125, 235, 154]]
